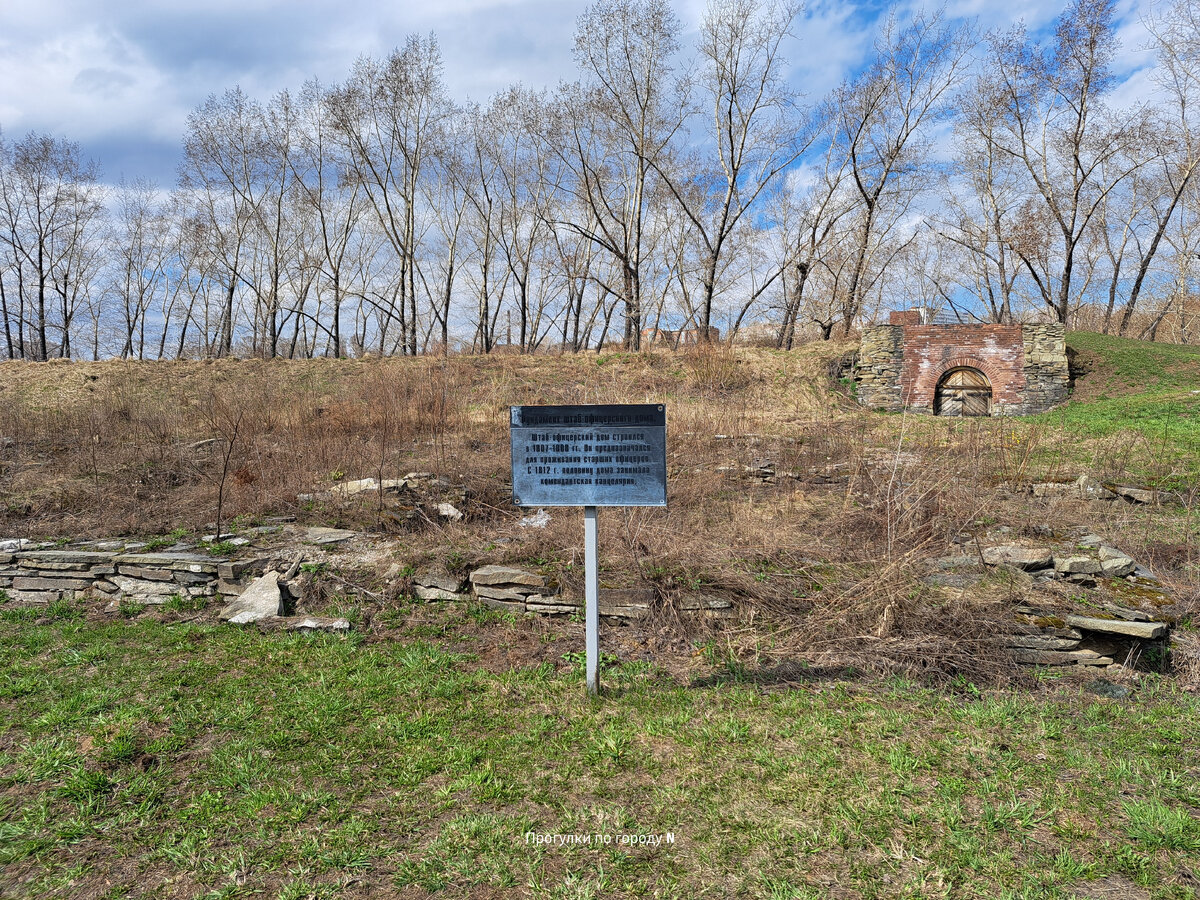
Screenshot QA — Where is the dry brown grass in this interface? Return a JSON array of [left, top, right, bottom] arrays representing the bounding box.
[[0, 344, 1196, 683]]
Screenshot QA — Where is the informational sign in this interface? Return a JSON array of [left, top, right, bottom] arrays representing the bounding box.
[[510, 404, 667, 508], [509, 403, 668, 696]]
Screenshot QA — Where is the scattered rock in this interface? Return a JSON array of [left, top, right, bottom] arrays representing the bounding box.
[[415, 585, 469, 602], [331, 477, 407, 498], [280, 616, 351, 634], [469, 565, 544, 588], [982, 545, 1053, 570], [304, 527, 356, 546], [1111, 485, 1157, 504], [436, 502, 464, 521], [1074, 475, 1116, 501], [414, 572, 467, 593], [518, 509, 551, 529], [1053, 556, 1102, 575], [219, 572, 283, 624]]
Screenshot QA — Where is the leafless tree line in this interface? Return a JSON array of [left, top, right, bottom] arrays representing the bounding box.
[[0, 0, 1198, 360]]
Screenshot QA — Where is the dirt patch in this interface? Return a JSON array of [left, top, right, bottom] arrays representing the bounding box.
[[1069, 874, 1150, 899]]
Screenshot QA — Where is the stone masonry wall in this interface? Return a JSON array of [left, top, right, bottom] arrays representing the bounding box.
[[1016, 324, 1070, 414], [854, 325, 905, 410], [854, 319, 1069, 416]]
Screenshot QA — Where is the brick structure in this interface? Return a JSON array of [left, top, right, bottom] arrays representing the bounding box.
[[855, 310, 1069, 416]]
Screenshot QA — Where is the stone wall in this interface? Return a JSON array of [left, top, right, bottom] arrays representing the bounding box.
[[854, 325, 905, 410], [1016, 324, 1070, 414], [854, 318, 1068, 416]]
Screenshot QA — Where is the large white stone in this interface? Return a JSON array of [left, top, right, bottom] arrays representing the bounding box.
[[219, 572, 282, 624]]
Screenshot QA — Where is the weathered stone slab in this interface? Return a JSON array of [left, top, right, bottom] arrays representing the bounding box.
[[473, 584, 536, 602], [219, 572, 282, 624], [525, 600, 579, 615], [13, 576, 92, 592], [1012, 649, 1081, 665], [1100, 556, 1136, 578], [469, 565, 544, 588], [92, 580, 119, 594], [217, 560, 260, 581], [281, 616, 351, 633], [1065, 616, 1168, 640], [304, 527, 356, 545], [5, 589, 59, 603], [1005, 635, 1082, 651], [414, 572, 467, 593], [110, 575, 179, 602], [1032, 481, 1073, 498], [331, 477, 407, 498], [1075, 475, 1116, 501], [982, 546, 1053, 570], [600, 605, 651, 619], [415, 585, 469, 602], [1010, 623, 1083, 638], [15, 550, 114, 567], [116, 566, 174, 582], [1054, 556, 1101, 575], [17, 560, 104, 572], [1100, 602, 1150, 622], [678, 594, 733, 610], [1112, 485, 1157, 504], [114, 553, 220, 574]]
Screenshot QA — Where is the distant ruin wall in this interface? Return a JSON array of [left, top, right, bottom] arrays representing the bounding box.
[[855, 321, 1069, 415]]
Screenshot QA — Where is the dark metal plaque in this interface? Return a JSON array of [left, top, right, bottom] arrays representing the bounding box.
[[510, 404, 667, 507]]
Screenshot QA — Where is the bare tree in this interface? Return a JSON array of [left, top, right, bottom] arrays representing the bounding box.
[[562, 0, 687, 349], [0, 131, 105, 359], [981, 0, 1145, 325], [328, 36, 449, 356], [659, 0, 807, 335], [832, 10, 972, 336]]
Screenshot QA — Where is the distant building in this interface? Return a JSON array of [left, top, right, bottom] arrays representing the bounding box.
[[854, 309, 1069, 416]]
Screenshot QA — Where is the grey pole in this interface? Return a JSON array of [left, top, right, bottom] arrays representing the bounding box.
[[584, 505, 599, 695]]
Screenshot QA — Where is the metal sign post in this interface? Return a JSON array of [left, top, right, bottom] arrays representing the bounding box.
[[510, 404, 667, 696], [584, 505, 599, 694]]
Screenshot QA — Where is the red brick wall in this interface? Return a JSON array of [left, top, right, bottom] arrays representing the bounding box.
[[889, 309, 923, 326], [898, 325, 1027, 408]]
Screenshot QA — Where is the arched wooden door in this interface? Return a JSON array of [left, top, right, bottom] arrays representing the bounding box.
[[935, 367, 991, 416]]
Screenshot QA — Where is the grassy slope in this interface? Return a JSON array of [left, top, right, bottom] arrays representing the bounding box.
[[1039, 333, 1200, 486], [0, 606, 1197, 900]]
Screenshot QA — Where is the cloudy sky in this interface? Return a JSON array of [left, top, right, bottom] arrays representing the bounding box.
[[0, 0, 1161, 187]]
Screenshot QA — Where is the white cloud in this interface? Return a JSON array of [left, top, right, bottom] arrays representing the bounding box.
[[0, 0, 1172, 188]]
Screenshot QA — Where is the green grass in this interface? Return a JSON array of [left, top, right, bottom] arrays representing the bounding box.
[[1024, 332, 1200, 486], [0, 614, 1198, 898]]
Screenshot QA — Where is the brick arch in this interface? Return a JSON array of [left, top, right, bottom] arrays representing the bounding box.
[[932, 356, 1000, 388]]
